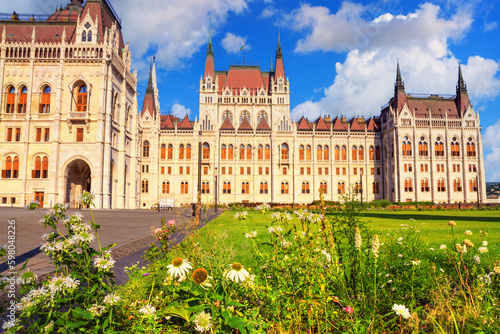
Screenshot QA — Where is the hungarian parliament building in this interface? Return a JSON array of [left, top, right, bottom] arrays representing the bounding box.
[[0, 0, 486, 209]]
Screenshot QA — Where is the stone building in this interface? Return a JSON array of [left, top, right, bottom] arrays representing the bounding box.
[[0, 0, 139, 209]]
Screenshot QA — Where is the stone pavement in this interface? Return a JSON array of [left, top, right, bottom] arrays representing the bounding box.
[[0, 206, 223, 280]]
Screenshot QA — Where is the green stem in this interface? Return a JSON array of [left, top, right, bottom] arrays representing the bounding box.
[[90, 207, 102, 251]]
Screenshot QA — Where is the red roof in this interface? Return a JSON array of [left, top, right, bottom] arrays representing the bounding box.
[[141, 93, 156, 118], [160, 115, 175, 129], [332, 117, 347, 131], [223, 66, 267, 92], [220, 117, 235, 130], [315, 116, 330, 131], [2, 23, 74, 44], [366, 118, 379, 132], [350, 118, 364, 131], [178, 115, 193, 129], [256, 117, 271, 131], [204, 54, 215, 80], [407, 97, 460, 119], [297, 117, 312, 131], [275, 58, 285, 80], [238, 117, 253, 131]]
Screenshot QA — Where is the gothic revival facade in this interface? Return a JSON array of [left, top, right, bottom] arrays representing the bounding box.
[[0, 0, 140, 209], [0, 1, 486, 209], [137, 35, 486, 208]]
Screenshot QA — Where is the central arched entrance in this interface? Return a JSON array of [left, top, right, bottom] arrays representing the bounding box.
[[65, 159, 91, 208]]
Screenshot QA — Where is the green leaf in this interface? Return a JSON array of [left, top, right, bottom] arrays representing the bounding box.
[[163, 304, 191, 322], [73, 307, 94, 320], [227, 316, 248, 334]]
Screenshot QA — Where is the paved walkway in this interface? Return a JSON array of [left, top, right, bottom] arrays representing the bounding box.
[[0, 206, 224, 282]]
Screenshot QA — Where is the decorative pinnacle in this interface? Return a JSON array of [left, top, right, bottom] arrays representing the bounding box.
[[207, 20, 213, 56], [146, 60, 154, 94], [457, 63, 467, 92], [276, 29, 282, 59], [395, 60, 404, 89]]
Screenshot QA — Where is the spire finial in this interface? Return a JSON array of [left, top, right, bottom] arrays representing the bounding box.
[[270, 57, 273, 71], [207, 19, 213, 56], [146, 60, 154, 94], [395, 60, 404, 89], [276, 29, 282, 59], [457, 63, 467, 92]]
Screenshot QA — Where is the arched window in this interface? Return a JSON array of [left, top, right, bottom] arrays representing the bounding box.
[[317, 145, 322, 161], [246, 144, 252, 160], [373, 181, 379, 194], [87, 30, 92, 42], [260, 182, 269, 194], [187, 144, 192, 159], [2, 156, 19, 179], [17, 86, 27, 113], [179, 144, 185, 159], [402, 136, 412, 156], [305, 145, 311, 161], [181, 181, 189, 194], [466, 138, 476, 157], [81, 30, 86, 42], [40, 86, 51, 113], [451, 137, 460, 157], [337, 181, 345, 194], [334, 146, 340, 160], [281, 181, 289, 194], [281, 143, 289, 160], [142, 141, 150, 157], [324, 145, 329, 161], [167, 144, 173, 159], [222, 110, 233, 123], [375, 146, 381, 160], [221, 144, 227, 160], [358, 146, 364, 161], [141, 180, 148, 193], [257, 111, 268, 124], [352, 146, 357, 161], [369, 146, 374, 160], [341, 146, 347, 161], [6, 86, 15, 113], [257, 145, 263, 160], [202, 181, 210, 194], [202, 143, 210, 160], [162, 181, 170, 194], [239, 111, 250, 125], [223, 181, 231, 194], [404, 179, 413, 192], [453, 179, 462, 192], [469, 178, 477, 192], [301, 182, 310, 194], [419, 137, 428, 156], [239, 144, 245, 160], [242, 182, 250, 194], [435, 137, 444, 156], [42, 156, 48, 178], [421, 179, 429, 192], [76, 85, 88, 112], [228, 144, 234, 160], [320, 182, 328, 194], [265, 144, 270, 160], [299, 145, 305, 160], [354, 182, 361, 194], [437, 179, 446, 192], [160, 144, 166, 160]]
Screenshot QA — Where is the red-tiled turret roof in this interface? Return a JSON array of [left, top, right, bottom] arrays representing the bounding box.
[[350, 118, 364, 131], [160, 115, 176, 129], [220, 117, 235, 130], [178, 115, 193, 129], [366, 118, 379, 132], [332, 117, 347, 131], [238, 117, 253, 131], [256, 117, 271, 131], [315, 116, 330, 131], [297, 116, 312, 131]]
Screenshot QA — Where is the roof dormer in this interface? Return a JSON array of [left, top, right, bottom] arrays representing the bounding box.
[[77, 13, 98, 44]]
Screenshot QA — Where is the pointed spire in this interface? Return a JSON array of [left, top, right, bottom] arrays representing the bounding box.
[[2, 25, 6, 43], [146, 60, 154, 95], [395, 60, 404, 89], [207, 19, 213, 56], [270, 57, 273, 72], [31, 26, 36, 42], [457, 63, 467, 92], [276, 29, 282, 59]]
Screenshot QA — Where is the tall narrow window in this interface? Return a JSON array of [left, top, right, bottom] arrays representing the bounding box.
[[352, 146, 357, 161], [257, 145, 263, 160], [168, 144, 173, 159], [81, 30, 87, 42], [373, 182, 379, 194], [162, 181, 170, 194], [40, 86, 51, 113], [246, 145, 252, 160], [6, 87, 15, 113], [375, 146, 381, 160], [18, 86, 27, 113], [341, 146, 347, 161], [334, 146, 340, 160], [451, 138, 460, 157], [402, 137, 412, 156], [306, 145, 311, 161], [3, 157, 12, 178], [186, 144, 192, 159], [228, 144, 234, 160], [239, 144, 245, 160], [161, 144, 166, 159], [76, 85, 88, 112], [143, 141, 150, 157], [281, 181, 289, 194], [317, 145, 322, 161], [324, 145, 329, 161], [435, 138, 444, 156], [203, 143, 210, 160], [87, 30, 92, 42], [221, 144, 227, 160], [369, 146, 374, 160], [404, 179, 413, 192], [466, 139, 476, 157], [260, 182, 269, 194], [179, 144, 185, 159], [76, 128, 84, 142], [320, 182, 328, 194], [265, 144, 270, 160], [7, 128, 13, 142], [299, 145, 304, 160], [12, 157, 19, 178], [42, 157, 49, 178], [33, 156, 41, 178], [36, 128, 42, 142], [419, 138, 428, 156], [358, 146, 364, 161], [281, 143, 289, 160]]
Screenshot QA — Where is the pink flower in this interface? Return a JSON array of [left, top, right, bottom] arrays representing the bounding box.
[[342, 306, 354, 314], [168, 220, 175, 226]]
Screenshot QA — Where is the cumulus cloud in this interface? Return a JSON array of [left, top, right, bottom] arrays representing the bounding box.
[[260, 6, 277, 18], [171, 103, 191, 118], [483, 119, 500, 181], [484, 21, 498, 32], [221, 32, 250, 54], [287, 2, 500, 121]]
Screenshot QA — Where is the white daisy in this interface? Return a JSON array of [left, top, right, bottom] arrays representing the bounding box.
[[482, 241, 488, 247], [439, 244, 447, 250], [225, 262, 250, 283], [94, 255, 116, 271], [392, 304, 411, 319], [167, 258, 192, 278], [193, 310, 212, 332], [88, 304, 106, 317], [478, 247, 488, 254], [103, 293, 121, 305], [139, 304, 156, 317]]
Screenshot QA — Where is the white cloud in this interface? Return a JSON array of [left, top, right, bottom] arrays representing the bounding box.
[[288, 3, 500, 122], [482, 119, 500, 181], [171, 103, 191, 118], [115, 0, 248, 69], [221, 32, 250, 54], [484, 21, 498, 32], [260, 6, 277, 18]]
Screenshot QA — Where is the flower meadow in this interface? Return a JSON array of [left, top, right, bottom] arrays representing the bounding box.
[[1, 191, 500, 333]]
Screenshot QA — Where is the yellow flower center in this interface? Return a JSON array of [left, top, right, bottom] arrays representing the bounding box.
[[192, 268, 208, 284], [231, 263, 242, 271], [172, 258, 183, 267]]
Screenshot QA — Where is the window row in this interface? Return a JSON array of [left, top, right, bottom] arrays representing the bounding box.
[[409, 136, 477, 157], [2, 155, 49, 179], [404, 178, 478, 192]]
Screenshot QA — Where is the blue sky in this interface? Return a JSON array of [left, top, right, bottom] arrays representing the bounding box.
[[3, 0, 500, 180]]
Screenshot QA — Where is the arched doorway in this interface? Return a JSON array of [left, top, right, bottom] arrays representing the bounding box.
[[65, 159, 91, 208]]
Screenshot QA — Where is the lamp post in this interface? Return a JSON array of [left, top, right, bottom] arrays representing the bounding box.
[[214, 167, 218, 213]]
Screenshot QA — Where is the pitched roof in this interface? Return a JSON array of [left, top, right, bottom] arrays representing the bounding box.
[[141, 93, 156, 118], [178, 115, 193, 129], [315, 116, 330, 131], [160, 115, 175, 129], [332, 117, 347, 131], [297, 116, 312, 131], [220, 117, 235, 130], [238, 117, 253, 131], [407, 97, 460, 119], [256, 117, 271, 131], [223, 66, 267, 92], [366, 118, 379, 132], [350, 118, 364, 131]]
